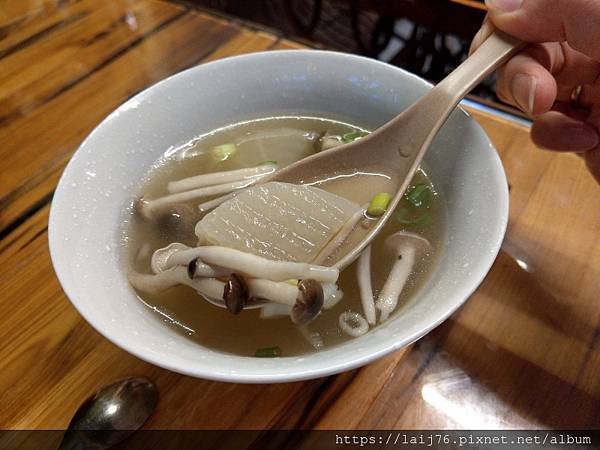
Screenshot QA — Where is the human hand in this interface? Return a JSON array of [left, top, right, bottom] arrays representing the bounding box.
[[471, 0, 600, 184]]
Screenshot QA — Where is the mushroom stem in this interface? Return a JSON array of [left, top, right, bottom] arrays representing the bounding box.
[[259, 302, 293, 319], [151, 243, 189, 274], [356, 245, 376, 325], [130, 266, 309, 309], [322, 282, 344, 309], [376, 244, 416, 322], [130, 266, 225, 298], [197, 191, 238, 213], [313, 204, 368, 265], [166, 246, 339, 283], [141, 179, 257, 217], [151, 244, 230, 278], [186, 277, 225, 299], [167, 163, 276, 193], [187, 257, 231, 279], [128, 266, 189, 293], [247, 279, 298, 306], [298, 326, 324, 350], [339, 311, 369, 337]]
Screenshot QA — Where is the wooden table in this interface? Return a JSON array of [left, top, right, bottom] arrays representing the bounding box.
[[2, 0, 600, 432]]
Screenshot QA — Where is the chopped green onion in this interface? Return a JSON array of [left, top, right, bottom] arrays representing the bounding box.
[[395, 206, 429, 225], [341, 130, 367, 143], [259, 160, 277, 165], [367, 192, 392, 217], [211, 143, 237, 161], [254, 346, 282, 358], [404, 183, 431, 207]]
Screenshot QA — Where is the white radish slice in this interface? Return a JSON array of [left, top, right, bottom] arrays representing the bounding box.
[[195, 181, 361, 263]]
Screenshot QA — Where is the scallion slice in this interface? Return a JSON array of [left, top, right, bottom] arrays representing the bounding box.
[[404, 183, 431, 207], [367, 192, 392, 217], [254, 346, 282, 358], [341, 130, 367, 143], [211, 143, 237, 161]]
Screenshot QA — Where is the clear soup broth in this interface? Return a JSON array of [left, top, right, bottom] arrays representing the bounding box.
[[127, 116, 446, 356]]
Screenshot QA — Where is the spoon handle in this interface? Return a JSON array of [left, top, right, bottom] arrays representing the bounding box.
[[435, 30, 525, 108], [382, 31, 525, 158]]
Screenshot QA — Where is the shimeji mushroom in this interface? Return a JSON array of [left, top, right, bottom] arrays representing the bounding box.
[[375, 231, 431, 322], [197, 191, 238, 213], [312, 204, 368, 265], [137, 163, 278, 219], [130, 260, 326, 323], [166, 246, 339, 283], [167, 163, 277, 193], [223, 273, 249, 314], [259, 282, 342, 319], [317, 132, 343, 151], [338, 311, 369, 337], [246, 278, 324, 324], [133, 200, 197, 242], [356, 245, 376, 325], [151, 243, 230, 278], [137, 179, 257, 218], [292, 279, 324, 325]]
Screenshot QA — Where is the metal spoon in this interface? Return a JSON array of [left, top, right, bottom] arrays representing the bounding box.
[[263, 31, 524, 269], [57, 377, 158, 450]]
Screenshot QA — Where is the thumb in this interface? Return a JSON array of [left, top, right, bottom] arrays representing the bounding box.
[[485, 0, 600, 60]]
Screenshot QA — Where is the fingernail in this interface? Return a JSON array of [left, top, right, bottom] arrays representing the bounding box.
[[511, 74, 536, 115], [485, 0, 522, 12]]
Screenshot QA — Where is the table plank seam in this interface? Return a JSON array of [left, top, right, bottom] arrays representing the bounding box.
[[0, 11, 242, 241], [166, 0, 282, 37], [281, 372, 360, 430], [133, 19, 245, 80], [0, 8, 190, 129], [18, 226, 49, 252], [285, 376, 337, 429], [0, 0, 84, 30], [166, 0, 321, 50], [0, 11, 89, 61], [0, 191, 54, 245], [571, 321, 600, 388]]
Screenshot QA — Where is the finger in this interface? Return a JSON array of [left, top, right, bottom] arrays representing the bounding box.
[[496, 45, 557, 115], [579, 84, 600, 111], [469, 15, 493, 55], [484, 0, 600, 60], [530, 111, 599, 152], [552, 43, 600, 102], [551, 101, 590, 123]]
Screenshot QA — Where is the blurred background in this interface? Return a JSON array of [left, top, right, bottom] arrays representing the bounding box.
[[176, 0, 524, 118]]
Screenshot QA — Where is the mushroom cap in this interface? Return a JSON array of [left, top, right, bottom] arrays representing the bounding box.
[[223, 273, 249, 315], [133, 197, 151, 220], [150, 243, 190, 274], [385, 231, 431, 256], [155, 204, 197, 241], [291, 279, 324, 325]]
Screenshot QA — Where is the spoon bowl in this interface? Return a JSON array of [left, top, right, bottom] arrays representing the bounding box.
[[265, 31, 523, 269], [58, 378, 157, 450]]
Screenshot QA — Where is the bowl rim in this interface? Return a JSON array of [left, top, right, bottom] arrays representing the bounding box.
[[48, 49, 509, 383]]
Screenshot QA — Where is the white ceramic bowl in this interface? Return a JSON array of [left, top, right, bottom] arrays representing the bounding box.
[[49, 50, 508, 383]]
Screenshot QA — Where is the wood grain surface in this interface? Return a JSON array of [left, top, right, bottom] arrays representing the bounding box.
[[1, 0, 600, 432]]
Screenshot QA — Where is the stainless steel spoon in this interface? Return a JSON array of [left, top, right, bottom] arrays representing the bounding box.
[[263, 31, 524, 269], [57, 377, 158, 450]]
